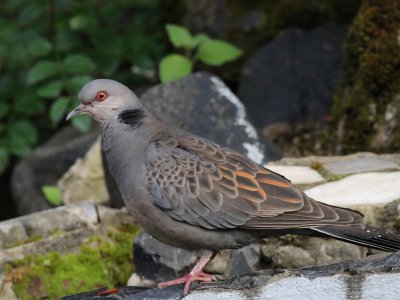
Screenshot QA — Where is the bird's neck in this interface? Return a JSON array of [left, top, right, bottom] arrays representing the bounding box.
[[101, 110, 163, 196]]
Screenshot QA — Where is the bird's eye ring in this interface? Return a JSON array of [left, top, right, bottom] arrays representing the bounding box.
[[95, 91, 108, 102]]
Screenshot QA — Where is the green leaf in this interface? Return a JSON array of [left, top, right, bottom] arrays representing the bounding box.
[[0, 148, 9, 174], [28, 37, 52, 57], [37, 80, 63, 98], [8, 120, 38, 145], [159, 54, 192, 83], [72, 115, 92, 133], [197, 39, 243, 66], [50, 97, 70, 125], [7, 134, 31, 156], [69, 15, 88, 31], [63, 54, 95, 74], [0, 102, 9, 119], [42, 185, 63, 206], [67, 75, 93, 94], [165, 24, 193, 49], [192, 33, 210, 47], [27, 60, 58, 84]]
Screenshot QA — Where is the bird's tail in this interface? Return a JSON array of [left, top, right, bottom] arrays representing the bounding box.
[[312, 224, 400, 252]]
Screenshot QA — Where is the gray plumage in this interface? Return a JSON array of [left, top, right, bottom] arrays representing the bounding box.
[[67, 79, 400, 253]]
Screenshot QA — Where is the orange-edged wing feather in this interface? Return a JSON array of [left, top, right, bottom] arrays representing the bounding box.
[[145, 132, 363, 230]]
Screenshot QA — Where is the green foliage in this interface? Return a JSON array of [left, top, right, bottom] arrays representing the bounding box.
[[159, 24, 242, 82], [0, 0, 165, 174], [197, 40, 243, 66], [41, 185, 62, 206], [6, 227, 139, 300], [159, 54, 193, 83]]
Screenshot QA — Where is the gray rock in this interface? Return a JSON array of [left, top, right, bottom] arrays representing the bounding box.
[[226, 243, 260, 277], [323, 157, 399, 175], [0, 203, 99, 264], [133, 231, 207, 282], [11, 126, 98, 215], [58, 139, 110, 206], [260, 236, 365, 270], [238, 25, 346, 128], [60, 252, 400, 300], [141, 72, 279, 163]]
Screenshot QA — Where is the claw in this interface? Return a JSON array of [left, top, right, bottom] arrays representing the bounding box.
[[158, 252, 216, 295]]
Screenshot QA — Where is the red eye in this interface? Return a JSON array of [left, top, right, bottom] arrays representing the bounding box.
[[95, 91, 108, 102]]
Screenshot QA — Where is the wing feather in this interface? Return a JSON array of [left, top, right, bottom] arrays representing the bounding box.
[[145, 131, 363, 230]]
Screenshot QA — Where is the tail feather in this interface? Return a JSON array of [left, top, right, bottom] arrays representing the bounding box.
[[312, 225, 400, 252]]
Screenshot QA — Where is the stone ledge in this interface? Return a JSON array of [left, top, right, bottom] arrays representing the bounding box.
[[60, 252, 400, 300]]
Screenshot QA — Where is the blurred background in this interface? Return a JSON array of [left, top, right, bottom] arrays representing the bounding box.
[[3, 0, 400, 220]]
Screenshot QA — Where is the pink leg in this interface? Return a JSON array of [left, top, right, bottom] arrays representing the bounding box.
[[158, 252, 216, 295]]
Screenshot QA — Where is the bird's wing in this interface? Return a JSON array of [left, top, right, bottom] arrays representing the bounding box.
[[145, 133, 362, 230]]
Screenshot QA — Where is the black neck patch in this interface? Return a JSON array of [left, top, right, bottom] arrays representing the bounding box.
[[118, 108, 145, 128]]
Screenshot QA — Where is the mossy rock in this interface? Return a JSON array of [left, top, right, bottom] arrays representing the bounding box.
[[4, 226, 139, 300], [332, 0, 400, 153]]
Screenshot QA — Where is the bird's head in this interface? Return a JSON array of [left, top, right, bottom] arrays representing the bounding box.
[[66, 79, 143, 127]]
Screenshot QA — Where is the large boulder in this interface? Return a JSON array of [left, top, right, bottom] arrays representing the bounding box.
[[142, 72, 279, 163], [238, 25, 346, 129]]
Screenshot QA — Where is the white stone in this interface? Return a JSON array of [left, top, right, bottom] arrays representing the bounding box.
[[127, 273, 154, 287], [362, 273, 400, 299], [265, 165, 325, 185], [184, 275, 346, 300], [58, 138, 109, 205], [305, 172, 400, 207], [210, 76, 265, 164]]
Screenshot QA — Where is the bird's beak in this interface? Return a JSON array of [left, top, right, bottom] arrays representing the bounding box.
[[66, 104, 87, 121]]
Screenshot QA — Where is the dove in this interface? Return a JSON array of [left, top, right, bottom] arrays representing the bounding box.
[[67, 79, 400, 295]]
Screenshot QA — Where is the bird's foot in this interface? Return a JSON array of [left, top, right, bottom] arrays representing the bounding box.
[[158, 253, 216, 295]]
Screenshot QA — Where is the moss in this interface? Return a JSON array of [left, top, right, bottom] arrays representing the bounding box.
[[280, 234, 308, 247], [326, 174, 346, 182], [332, 0, 400, 153], [5, 226, 140, 300], [310, 161, 325, 173]]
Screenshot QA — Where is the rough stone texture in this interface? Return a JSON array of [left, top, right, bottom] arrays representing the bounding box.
[[10, 126, 99, 215], [265, 165, 325, 185], [260, 236, 365, 270], [61, 252, 400, 300], [133, 231, 206, 282], [323, 157, 399, 175], [305, 172, 400, 207], [59, 138, 109, 205], [0, 203, 97, 250], [97, 206, 136, 228], [0, 203, 99, 264], [141, 72, 279, 164], [238, 25, 346, 129], [226, 244, 260, 277]]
